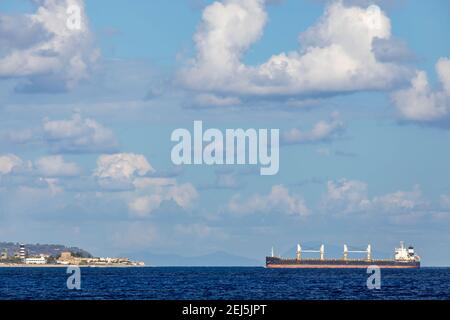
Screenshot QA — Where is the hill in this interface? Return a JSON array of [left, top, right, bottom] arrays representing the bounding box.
[[0, 242, 92, 258]]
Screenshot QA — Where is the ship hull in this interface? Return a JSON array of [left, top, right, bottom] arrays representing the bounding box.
[[266, 257, 420, 269]]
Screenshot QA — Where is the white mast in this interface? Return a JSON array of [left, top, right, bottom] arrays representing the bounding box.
[[296, 244, 302, 260], [342, 244, 371, 260]]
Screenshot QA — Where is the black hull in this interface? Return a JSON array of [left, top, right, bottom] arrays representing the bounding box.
[[266, 257, 420, 269]]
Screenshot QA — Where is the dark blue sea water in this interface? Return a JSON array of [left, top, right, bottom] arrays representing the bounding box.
[[0, 267, 449, 300]]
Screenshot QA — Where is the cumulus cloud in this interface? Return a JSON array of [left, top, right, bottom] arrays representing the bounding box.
[[129, 195, 165, 216], [34, 155, 82, 177], [0, 15, 50, 52], [0, 154, 82, 190], [322, 179, 427, 216], [0, 0, 99, 92], [128, 183, 198, 216], [322, 179, 371, 214], [372, 184, 424, 212], [392, 57, 450, 122], [94, 153, 154, 181], [372, 37, 415, 63], [43, 113, 118, 153], [92, 153, 198, 215], [228, 184, 309, 216], [167, 183, 199, 208], [281, 112, 344, 144], [1, 151, 198, 218], [179, 0, 410, 99], [0, 154, 26, 175]]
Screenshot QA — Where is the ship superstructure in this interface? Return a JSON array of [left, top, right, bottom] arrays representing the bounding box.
[[266, 242, 420, 269]]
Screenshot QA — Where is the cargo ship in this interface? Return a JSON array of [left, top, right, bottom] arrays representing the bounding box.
[[266, 242, 420, 269]]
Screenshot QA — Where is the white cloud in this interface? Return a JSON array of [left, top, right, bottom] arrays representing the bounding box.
[[0, 151, 197, 218], [323, 179, 426, 216], [282, 112, 344, 144], [181, 0, 267, 91], [180, 0, 410, 98], [94, 153, 154, 180], [129, 195, 165, 216], [0, 14, 49, 51], [322, 179, 371, 214], [168, 183, 199, 208], [228, 184, 309, 216], [35, 155, 81, 177], [0, 0, 99, 92], [392, 57, 450, 122], [372, 37, 415, 63], [372, 184, 424, 212], [129, 183, 198, 216], [43, 113, 118, 153], [92, 153, 197, 216], [0, 154, 25, 175]]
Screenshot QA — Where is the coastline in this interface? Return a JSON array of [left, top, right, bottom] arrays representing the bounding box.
[[0, 264, 148, 268]]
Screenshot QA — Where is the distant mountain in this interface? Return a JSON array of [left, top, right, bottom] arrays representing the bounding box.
[[125, 250, 263, 267], [0, 242, 92, 258]]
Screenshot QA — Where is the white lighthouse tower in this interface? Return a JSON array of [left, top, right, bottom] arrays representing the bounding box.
[[19, 244, 26, 261]]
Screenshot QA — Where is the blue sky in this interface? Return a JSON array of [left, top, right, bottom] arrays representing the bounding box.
[[0, 0, 449, 265]]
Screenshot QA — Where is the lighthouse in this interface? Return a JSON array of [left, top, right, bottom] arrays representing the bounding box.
[[19, 244, 26, 261]]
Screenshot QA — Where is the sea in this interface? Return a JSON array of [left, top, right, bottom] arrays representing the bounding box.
[[0, 267, 449, 300]]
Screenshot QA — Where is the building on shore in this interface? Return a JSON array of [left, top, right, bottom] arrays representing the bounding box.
[[56, 251, 144, 266], [25, 256, 47, 265]]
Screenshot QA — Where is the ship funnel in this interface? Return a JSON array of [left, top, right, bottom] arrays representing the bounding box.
[[343, 244, 348, 260], [367, 244, 372, 261], [296, 244, 302, 260], [271, 246, 274, 258]]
